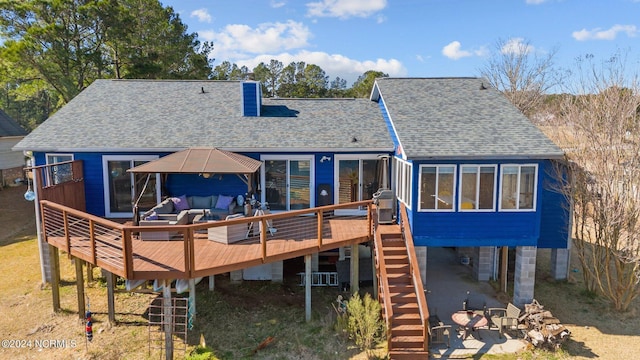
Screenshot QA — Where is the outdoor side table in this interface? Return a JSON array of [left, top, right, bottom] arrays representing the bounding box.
[[451, 310, 488, 340]]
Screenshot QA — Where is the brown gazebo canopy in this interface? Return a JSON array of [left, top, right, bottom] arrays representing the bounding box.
[[128, 147, 262, 175]]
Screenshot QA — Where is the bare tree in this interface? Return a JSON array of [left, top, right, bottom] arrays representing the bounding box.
[[479, 38, 560, 118], [543, 53, 640, 311]]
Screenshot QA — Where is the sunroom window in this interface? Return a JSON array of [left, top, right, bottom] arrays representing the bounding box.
[[419, 165, 455, 211], [500, 165, 537, 210], [460, 165, 496, 211], [394, 158, 412, 207]]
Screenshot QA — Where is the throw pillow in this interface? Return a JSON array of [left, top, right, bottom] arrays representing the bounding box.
[[215, 195, 234, 210], [172, 194, 190, 211], [155, 200, 174, 214], [145, 211, 159, 220], [191, 195, 212, 209]]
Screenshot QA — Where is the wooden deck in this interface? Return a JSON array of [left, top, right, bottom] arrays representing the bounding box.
[[42, 201, 373, 280]]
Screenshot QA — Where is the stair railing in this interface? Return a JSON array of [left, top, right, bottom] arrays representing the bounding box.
[[399, 203, 430, 351], [372, 213, 394, 351]]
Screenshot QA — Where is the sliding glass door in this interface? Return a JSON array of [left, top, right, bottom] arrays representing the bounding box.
[[334, 155, 385, 215], [262, 156, 313, 211], [103, 155, 161, 217]]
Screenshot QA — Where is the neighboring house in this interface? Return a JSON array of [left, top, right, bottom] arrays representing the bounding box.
[[0, 109, 27, 187], [13, 78, 570, 304]]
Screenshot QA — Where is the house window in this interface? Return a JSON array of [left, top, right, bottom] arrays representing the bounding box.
[[459, 165, 497, 211], [419, 165, 456, 211], [45, 154, 74, 186], [394, 158, 412, 207], [499, 165, 537, 211]]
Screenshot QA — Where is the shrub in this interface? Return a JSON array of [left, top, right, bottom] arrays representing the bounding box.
[[337, 292, 385, 351]]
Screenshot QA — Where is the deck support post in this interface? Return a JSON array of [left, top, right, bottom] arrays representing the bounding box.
[[106, 271, 116, 325], [350, 244, 359, 293], [86, 263, 94, 283], [74, 257, 85, 319], [500, 246, 508, 293], [188, 278, 196, 321], [163, 279, 173, 360], [305, 254, 312, 322], [208, 275, 215, 291], [48, 244, 61, 312]]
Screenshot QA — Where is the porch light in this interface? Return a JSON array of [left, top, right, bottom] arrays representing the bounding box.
[[201, 173, 211, 179]]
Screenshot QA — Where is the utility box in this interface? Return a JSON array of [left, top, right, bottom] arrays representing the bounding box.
[[373, 189, 395, 224]]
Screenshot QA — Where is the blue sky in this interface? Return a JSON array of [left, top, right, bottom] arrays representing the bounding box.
[[161, 0, 639, 86]]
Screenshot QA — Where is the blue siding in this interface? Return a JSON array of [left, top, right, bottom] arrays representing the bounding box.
[[315, 153, 334, 205], [242, 82, 260, 117], [538, 160, 570, 248], [408, 159, 564, 248]]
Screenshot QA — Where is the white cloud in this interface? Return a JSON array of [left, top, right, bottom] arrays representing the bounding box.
[[306, 0, 387, 19], [200, 21, 312, 57], [271, 0, 286, 8], [233, 51, 406, 85], [572, 24, 638, 41], [526, 0, 548, 4], [442, 41, 472, 60], [500, 37, 534, 55], [191, 8, 212, 23]]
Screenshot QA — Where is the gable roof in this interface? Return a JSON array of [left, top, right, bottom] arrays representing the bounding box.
[[372, 77, 564, 160], [13, 79, 392, 153], [0, 109, 27, 137]]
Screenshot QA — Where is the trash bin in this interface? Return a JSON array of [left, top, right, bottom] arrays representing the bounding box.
[[372, 189, 394, 224]]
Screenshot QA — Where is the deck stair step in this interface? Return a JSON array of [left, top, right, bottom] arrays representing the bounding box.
[[394, 314, 422, 326], [392, 302, 419, 313], [391, 324, 423, 337], [388, 284, 415, 293], [390, 335, 424, 349], [390, 293, 417, 304], [382, 249, 407, 257], [384, 255, 409, 265], [386, 264, 410, 273], [388, 350, 430, 360], [386, 273, 412, 284]]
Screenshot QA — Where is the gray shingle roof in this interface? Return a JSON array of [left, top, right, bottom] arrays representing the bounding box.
[[373, 77, 563, 159], [14, 79, 393, 152], [0, 109, 27, 137]]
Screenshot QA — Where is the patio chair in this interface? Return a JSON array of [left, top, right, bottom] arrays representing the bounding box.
[[487, 302, 524, 338], [429, 323, 452, 348], [462, 291, 487, 317]]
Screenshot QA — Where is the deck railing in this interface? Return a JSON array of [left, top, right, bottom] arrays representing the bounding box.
[[373, 216, 394, 352], [40, 200, 373, 280], [399, 203, 430, 351]]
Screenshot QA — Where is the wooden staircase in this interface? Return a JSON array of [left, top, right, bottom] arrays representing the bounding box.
[[374, 205, 430, 360]]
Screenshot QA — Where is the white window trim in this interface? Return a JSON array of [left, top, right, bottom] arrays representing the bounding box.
[[498, 164, 538, 212], [260, 154, 315, 211], [418, 164, 456, 212], [102, 155, 161, 218], [395, 158, 412, 209], [45, 153, 74, 186], [458, 164, 497, 212]]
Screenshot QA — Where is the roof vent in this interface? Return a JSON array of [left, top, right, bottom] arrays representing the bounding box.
[[351, 136, 358, 143], [480, 82, 487, 90]]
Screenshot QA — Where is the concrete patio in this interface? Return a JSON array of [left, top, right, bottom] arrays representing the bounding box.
[[425, 247, 528, 358]]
